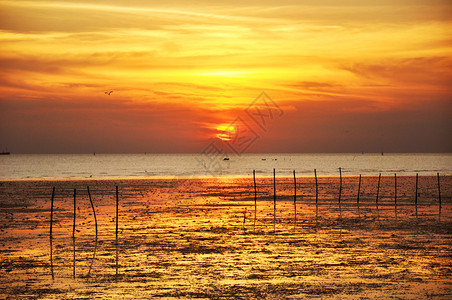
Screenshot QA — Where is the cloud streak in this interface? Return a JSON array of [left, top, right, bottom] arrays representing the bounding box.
[[0, 0, 451, 152]]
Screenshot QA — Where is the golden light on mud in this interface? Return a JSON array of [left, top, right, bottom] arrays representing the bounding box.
[[0, 175, 451, 298], [216, 124, 236, 141]]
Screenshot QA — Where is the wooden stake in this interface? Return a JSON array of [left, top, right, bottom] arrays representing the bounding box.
[[87, 186, 98, 237], [115, 185, 119, 278], [376, 173, 381, 206], [116, 186, 119, 244], [72, 235, 76, 279], [72, 188, 76, 238], [86, 186, 99, 278], [273, 168, 276, 232], [437, 173, 441, 209], [87, 187, 99, 279], [50, 187, 55, 239], [293, 169, 297, 226], [415, 173, 418, 216], [394, 173, 397, 206], [338, 167, 342, 204], [72, 189, 76, 277], [314, 169, 318, 205], [50, 238, 54, 280], [357, 174, 361, 204], [253, 170, 257, 231], [115, 242, 119, 278], [50, 186, 55, 280]]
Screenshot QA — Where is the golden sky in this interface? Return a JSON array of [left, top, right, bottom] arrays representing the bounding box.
[[0, 0, 451, 153]]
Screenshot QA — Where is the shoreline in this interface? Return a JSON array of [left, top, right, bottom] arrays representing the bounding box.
[[2, 153, 451, 180], [1, 173, 451, 182]]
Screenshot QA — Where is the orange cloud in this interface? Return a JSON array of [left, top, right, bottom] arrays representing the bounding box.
[[0, 0, 451, 152]]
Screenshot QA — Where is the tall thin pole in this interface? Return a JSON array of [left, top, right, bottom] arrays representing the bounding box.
[[253, 170, 257, 231], [87, 186, 99, 278], [314, 169, 318, 205], [338, 167, 342, 204], [394, 173, 397, 206], [72, 235, 76, 279], [293, 170, 297, 226], [357, 174, 361, 204], [72, 188, 77, 279], [415, 173, 418, 216], [49, 187, 55, 281], [115, 186, 119, 243], [273, 168, 276, 233], [50, 187, 55, 239], [376, 173, 381, 206], [437, 173, 441, 210], [87, 186, 98, 237], [115, 185, 119, 278], [72, 188, 76, 238], [50, 238, 54, 280]]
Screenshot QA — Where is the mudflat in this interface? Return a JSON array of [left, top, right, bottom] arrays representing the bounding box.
[[0, 175, 451, 299]]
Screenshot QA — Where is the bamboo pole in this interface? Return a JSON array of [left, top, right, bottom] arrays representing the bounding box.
[[87, 186, 98, 237], [72, 235, 76, 279], [376, 173, 381, 207], [115, 185, 119, 278], [293, 170, 297, 226], [273, 168, 276, 233], [87, 186, 99, 278], [338, 167, 342, 204], [50, 238, 54, 280], [72, 188, 76, 238], [49, 186, 55, 280], [86, 187, 98, 279], [50, 187, 55, 239], [357, 174, 361, 204], [437, 173, 441, 210], [253, 170, 257, 231], [314, 169, 318, 205], [394, 173, 397, 206], [115, 243, 119, 279], [115, 186, 119, 244], [72, 188, 76, 278], [415, 173, 418, 216]]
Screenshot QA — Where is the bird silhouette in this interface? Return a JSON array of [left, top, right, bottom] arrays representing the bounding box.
[[105, 90, 113, 95]]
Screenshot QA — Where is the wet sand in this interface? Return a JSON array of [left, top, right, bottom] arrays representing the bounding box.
[[0, 175, 451, 299]]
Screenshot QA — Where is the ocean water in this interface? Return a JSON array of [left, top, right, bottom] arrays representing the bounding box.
[[0, 153, 450, 180]]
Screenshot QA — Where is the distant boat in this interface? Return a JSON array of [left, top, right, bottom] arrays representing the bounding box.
[[0, 151, 10, 155], [223, 157, 230, 161]]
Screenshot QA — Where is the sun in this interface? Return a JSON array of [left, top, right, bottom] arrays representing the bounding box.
[[216, 124, 236, 141]]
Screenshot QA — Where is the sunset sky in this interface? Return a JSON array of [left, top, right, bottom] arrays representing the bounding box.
[[0, 0, 451, 153]]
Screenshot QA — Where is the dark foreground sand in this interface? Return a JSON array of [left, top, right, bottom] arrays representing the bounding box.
[[0, 175, 451, 299]]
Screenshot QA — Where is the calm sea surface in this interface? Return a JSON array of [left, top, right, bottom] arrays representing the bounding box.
[[0, 153, 451, 180]]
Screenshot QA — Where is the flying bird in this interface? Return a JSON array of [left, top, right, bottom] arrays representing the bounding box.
[[105, 90, 113, 95]]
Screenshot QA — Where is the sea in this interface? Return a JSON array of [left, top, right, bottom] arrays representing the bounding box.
[[0, 153, 451, 180]]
